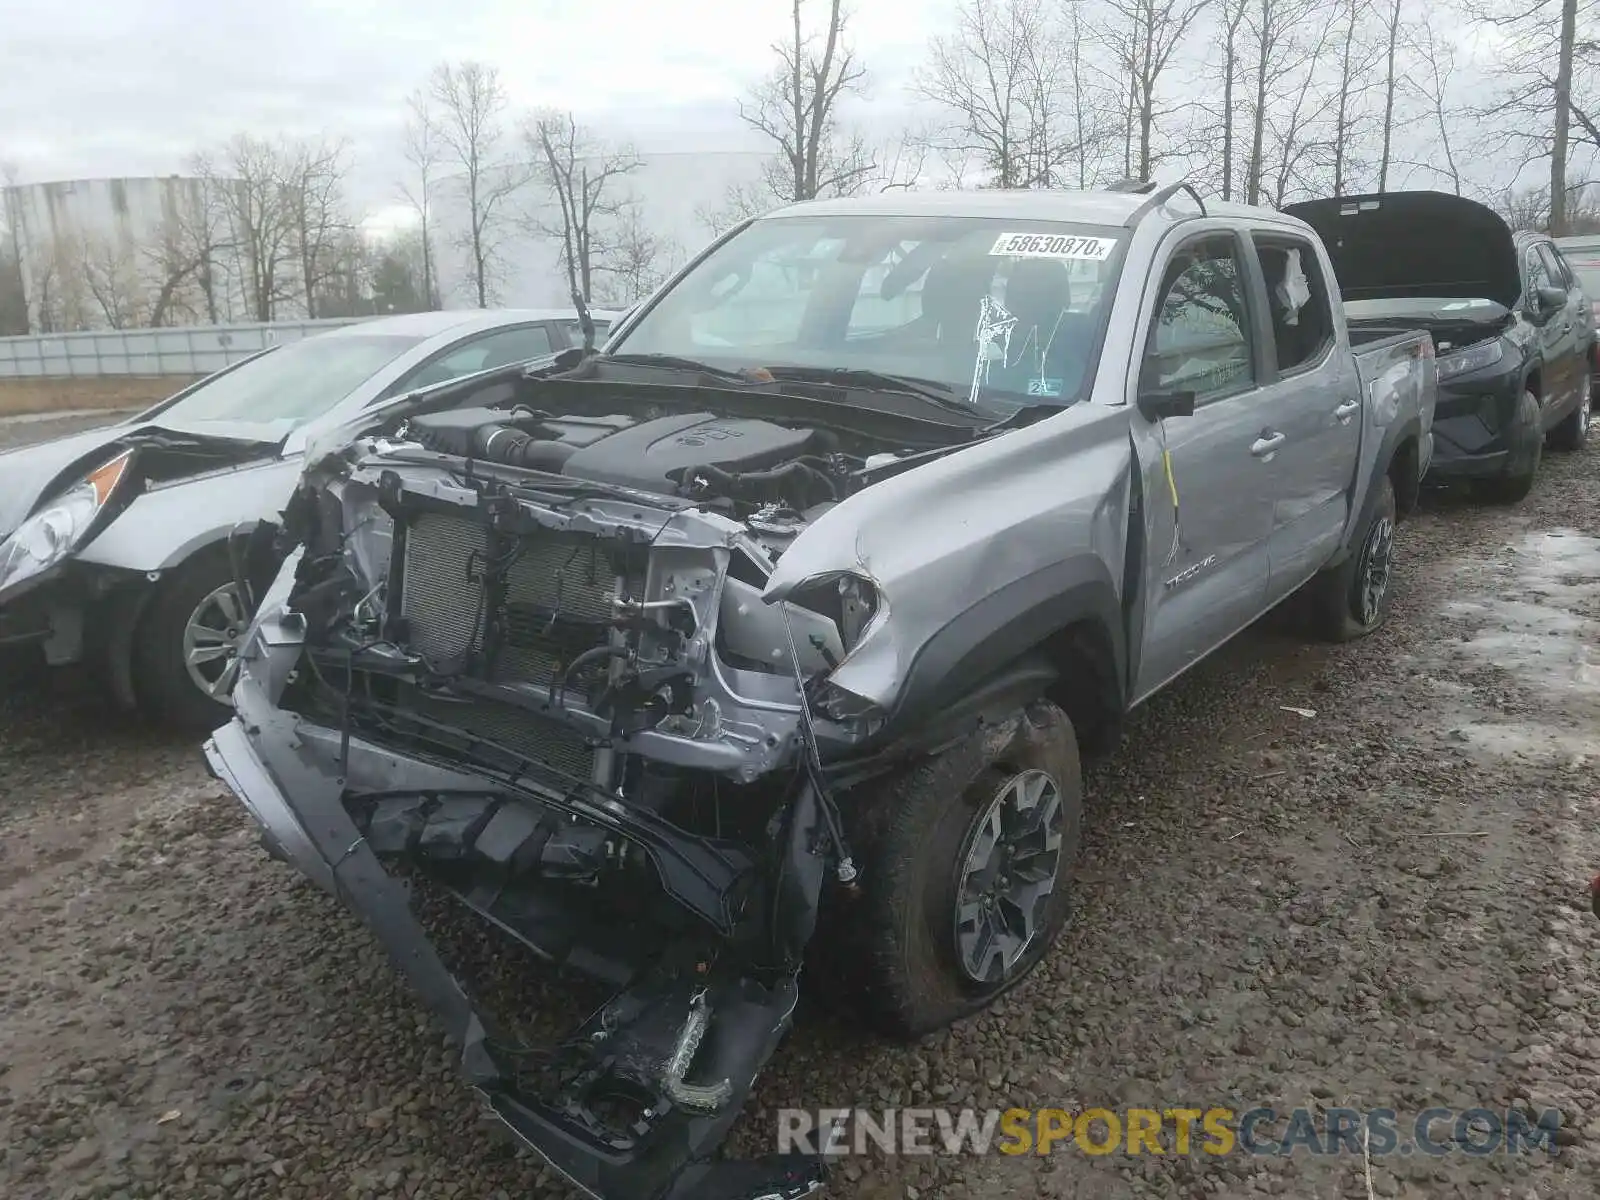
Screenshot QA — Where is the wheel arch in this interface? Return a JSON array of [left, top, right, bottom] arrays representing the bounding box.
[[871, 557, 1128, 758]]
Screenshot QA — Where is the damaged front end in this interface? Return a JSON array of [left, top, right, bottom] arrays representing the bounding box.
[[201, 429, 900, 1199]]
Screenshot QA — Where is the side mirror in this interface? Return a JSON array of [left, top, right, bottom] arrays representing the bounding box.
[[1532, 285, 1568, 320], [1137, 389, 1197, 421]]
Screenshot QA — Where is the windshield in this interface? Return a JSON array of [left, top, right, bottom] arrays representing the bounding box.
[[149, 333, 424, 434], [610, 213, 1127, 417]]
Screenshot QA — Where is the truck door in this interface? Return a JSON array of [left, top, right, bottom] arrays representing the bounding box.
[[1129, 230, 1275, 702], [1536, 242, 1583, 415], [1244, 229, 1364, 605], [1525, 244, 1574, 418]]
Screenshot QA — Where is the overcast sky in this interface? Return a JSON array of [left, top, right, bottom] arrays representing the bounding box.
[[1, 1, 940, 202], [1, 0, 1563, 218]]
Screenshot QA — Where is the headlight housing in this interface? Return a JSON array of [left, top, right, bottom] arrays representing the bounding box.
[[0, 451, 132, 596], [1436, 339, 1505, 381]]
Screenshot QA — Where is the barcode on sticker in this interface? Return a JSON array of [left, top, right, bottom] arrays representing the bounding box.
[[989, 232, 1117, 260]]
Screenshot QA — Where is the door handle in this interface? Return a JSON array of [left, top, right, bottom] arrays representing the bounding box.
[[1334, 399, 1361, 422], [1250, 431, 1286, 458]]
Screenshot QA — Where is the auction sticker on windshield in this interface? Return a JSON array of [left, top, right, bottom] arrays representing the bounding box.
[[990, 233, 1117, 260]]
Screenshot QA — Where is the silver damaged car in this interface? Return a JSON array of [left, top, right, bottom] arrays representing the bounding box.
[[205, 182, 1436, 1200], [0, 308, 614, 728]]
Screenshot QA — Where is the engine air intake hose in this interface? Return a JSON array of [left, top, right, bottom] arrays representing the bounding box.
[[474, 425, 578, 472]]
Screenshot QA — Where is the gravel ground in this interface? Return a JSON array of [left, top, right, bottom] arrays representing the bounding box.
[[2, 414, 1597, 1200]]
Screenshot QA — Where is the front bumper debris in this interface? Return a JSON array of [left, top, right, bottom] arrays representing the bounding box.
[[205, 676, 827, 1200]]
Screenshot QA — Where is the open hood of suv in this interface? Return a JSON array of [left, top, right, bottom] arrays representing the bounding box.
[[1284, 191, 1522, 310]]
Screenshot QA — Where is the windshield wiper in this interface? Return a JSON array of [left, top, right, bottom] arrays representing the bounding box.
[[599, 352, 756, 382], [761, 366, 979, 416]]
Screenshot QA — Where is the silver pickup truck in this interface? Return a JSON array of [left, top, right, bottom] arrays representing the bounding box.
[[203, 181, 1436, 1200]]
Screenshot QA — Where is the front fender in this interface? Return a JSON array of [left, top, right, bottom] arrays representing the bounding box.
[[75, 457, 303, 574], [763, 401, 1134, 716]]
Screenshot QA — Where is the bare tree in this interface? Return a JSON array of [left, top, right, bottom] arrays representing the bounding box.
[[1397, 9, 1462, 193], [0, 165, 28, 333], [1243, 0, 1326, 204], [202, 135, 298, 321], [917, 0, 1034, 188], [874, 127, 935, 191], [1094, 0, 1210, 182], [1376, 0, 1403, 191], [427, 61, 529, 306], [282, 137, 352, 319], [595, 199, 681, 306], [736, 0, 876, 205], [28, 243, 64, 333], [526, 111, 643, 306], [1461, 0, 1596, 233], [693, 180, 773, 239], [1264, 15, 1339, 205], [1063, 0, 1110, 187], [77, 232, 146, 329], [309, 230, 373, 318], [1328, 0, 1383, 195], [1213, 0, 1250, 199], [143, 175, 229, 327], [28, 234, 91, 332], [399, 88, 443, 309], [1550, 0, 1580, 232], [916, 0, 1084, 188]]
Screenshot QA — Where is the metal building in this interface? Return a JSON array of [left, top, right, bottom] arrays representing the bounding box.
[[0, 175, 250, 333]]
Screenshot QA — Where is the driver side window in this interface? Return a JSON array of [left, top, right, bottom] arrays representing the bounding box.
[[1141, 237, 1256, 400]]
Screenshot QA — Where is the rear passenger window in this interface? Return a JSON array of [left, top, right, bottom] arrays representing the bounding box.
[[1142, 238, 1255, 398], [1536, 244, 1570, 289], [1526, 247, 1555, 295], [1250, 235, 1334, 374]]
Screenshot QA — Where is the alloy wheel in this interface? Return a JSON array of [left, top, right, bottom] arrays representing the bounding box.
[[182, 582, 249, 702], [1357, 515, 1395, 626], [953, 768, 1065, 984]]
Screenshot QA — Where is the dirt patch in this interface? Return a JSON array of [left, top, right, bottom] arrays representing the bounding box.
[[0, 375, 198, 418]]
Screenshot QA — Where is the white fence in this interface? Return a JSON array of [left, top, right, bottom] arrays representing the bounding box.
[[0, 318, 372, 378]]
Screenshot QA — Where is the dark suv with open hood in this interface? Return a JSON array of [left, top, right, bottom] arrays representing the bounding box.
[[1287, 192, 1595, 503]]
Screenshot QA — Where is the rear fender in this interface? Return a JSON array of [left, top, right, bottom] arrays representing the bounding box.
[[1334, 414, 1420, 566]]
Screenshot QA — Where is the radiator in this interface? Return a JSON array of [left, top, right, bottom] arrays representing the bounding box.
[[399, 511, 619, 783]]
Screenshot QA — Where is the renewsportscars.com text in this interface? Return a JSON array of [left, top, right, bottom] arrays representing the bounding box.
[[777, 1106, 1565, 1158]]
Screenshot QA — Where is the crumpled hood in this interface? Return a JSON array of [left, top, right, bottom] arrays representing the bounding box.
[[0, 422, 136, 542], [1284, 191, 1522, 309], [0, 418, 286, 546]]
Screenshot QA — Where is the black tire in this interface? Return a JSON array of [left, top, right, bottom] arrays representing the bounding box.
[[1470, 389, 1541, 504], [815, 700, 1083, 1038], [1306, 474, 1397, 643], [1546, 374, 1591, 452], [133, 548, 251, 733]]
